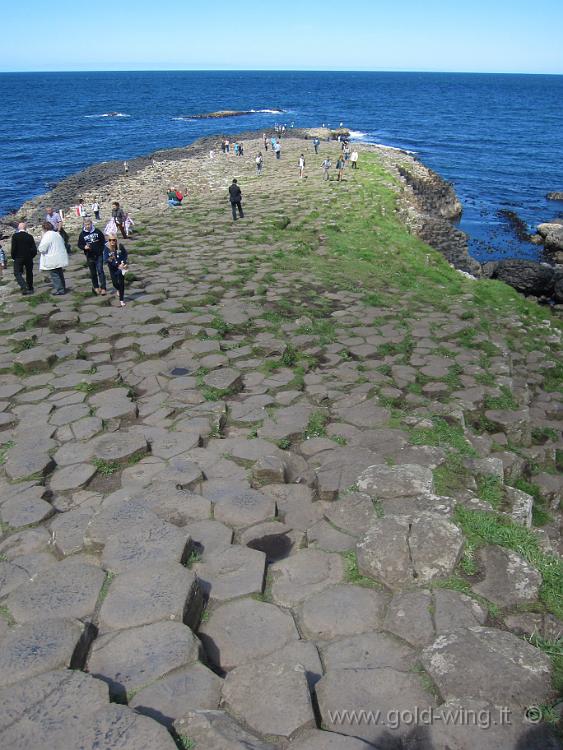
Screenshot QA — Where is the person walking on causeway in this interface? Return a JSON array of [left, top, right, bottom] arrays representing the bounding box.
[[111, 201, 128, 238], [78, 219, 107, 295], [104, 234, 128, 307], [229, 179, 244, 221], [11, 222, 37, 295], [38, 222, 69, 295], [104, 235, 128, 307]]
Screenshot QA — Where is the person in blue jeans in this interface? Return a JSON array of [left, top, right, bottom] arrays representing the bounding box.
[[103, 235, 128, 307], [77, 219, 106, 295]]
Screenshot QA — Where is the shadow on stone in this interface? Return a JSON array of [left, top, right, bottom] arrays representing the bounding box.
[[247, 533, 293, 562]]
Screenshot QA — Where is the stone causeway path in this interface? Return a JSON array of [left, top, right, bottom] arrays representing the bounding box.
[[0, 135, 561, 749]]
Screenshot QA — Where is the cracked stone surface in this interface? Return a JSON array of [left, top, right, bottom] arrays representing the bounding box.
[[356, 514, 464, 588], [473, 544, 542, 608], [421, 626, 554, 707]]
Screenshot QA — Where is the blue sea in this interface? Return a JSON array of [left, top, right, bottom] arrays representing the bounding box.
[[1, 70, 562, 263]]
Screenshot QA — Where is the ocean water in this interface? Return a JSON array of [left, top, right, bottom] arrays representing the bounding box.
[[1, 70, 562, 262]]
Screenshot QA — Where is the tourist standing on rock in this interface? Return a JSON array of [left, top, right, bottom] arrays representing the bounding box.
[[274, 140, 281, 160], [92, 200, 100, 220], [111, 201, 128, 238], [336, 155, 345, 182], [350, 150, 358, 169], [45, 206, 71, 254], [0, 243, 6, 277], [256, 153, 263, 175], [103, 235, 128, 307], [313, 137, 320, 154], [229, 179, 244, 221], [38, 221, 68, 295], [10, 222, 37, 295], [77, 219, 107, 296], [298, 154, 306, 179], [45, 207, 62, 231], [124, 161, 129, 174], [322, 157, 332, 180]]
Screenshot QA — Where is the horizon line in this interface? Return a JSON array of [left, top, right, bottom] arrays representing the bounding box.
[[1, 68, 562, 76]]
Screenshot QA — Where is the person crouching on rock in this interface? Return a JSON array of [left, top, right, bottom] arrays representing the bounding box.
[[78, 219, 107, 295], [104, 234, 128, 307], [38, 222, 69, 295], [167, 188, 181, 207]]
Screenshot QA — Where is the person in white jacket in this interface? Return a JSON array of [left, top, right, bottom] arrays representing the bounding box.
[[38, 222, 69, 295]]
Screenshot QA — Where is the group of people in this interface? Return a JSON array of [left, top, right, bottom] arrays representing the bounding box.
[[167, 188, 185, 207], [226, 135, 361, 220], [220, 140, 245, 155], [8, 204, 130, 306]]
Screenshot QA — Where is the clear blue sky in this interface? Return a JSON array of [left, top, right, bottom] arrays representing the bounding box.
[[3, 0, 562, 74]]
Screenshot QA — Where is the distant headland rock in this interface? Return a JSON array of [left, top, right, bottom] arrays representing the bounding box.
[[184, 109, 284, 120]]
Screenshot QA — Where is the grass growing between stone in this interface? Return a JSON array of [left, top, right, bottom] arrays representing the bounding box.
[[475, 475, 504, 510], [0, 440, 14, 465], [175, 734, 195, 750], [526, 633, 563, 697], [483, 385, 519, 411], [93, 458, 120, 476], [409, 416, 476, 455], [509, 477, 553, 527], [342, 551, 381, 589], [303, 410, 329, 440], [454, 506, 563, 620], [0, 604, 16, 626]]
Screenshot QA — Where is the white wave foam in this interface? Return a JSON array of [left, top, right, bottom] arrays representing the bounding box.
[[347, 130, 368, 140], [84, 112, 130, 119], [250, 108, 285, 114]]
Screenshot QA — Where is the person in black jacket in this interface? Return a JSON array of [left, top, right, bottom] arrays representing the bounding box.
[[77, 219, 107, 295], [11, 222, 37, 295], [228, 179, 244, 221]]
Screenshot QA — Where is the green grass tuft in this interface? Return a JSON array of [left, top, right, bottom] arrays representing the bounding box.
[[93, 458, 120, 476], [342, 551, 381, 588], [454, 505, 563, 619]]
